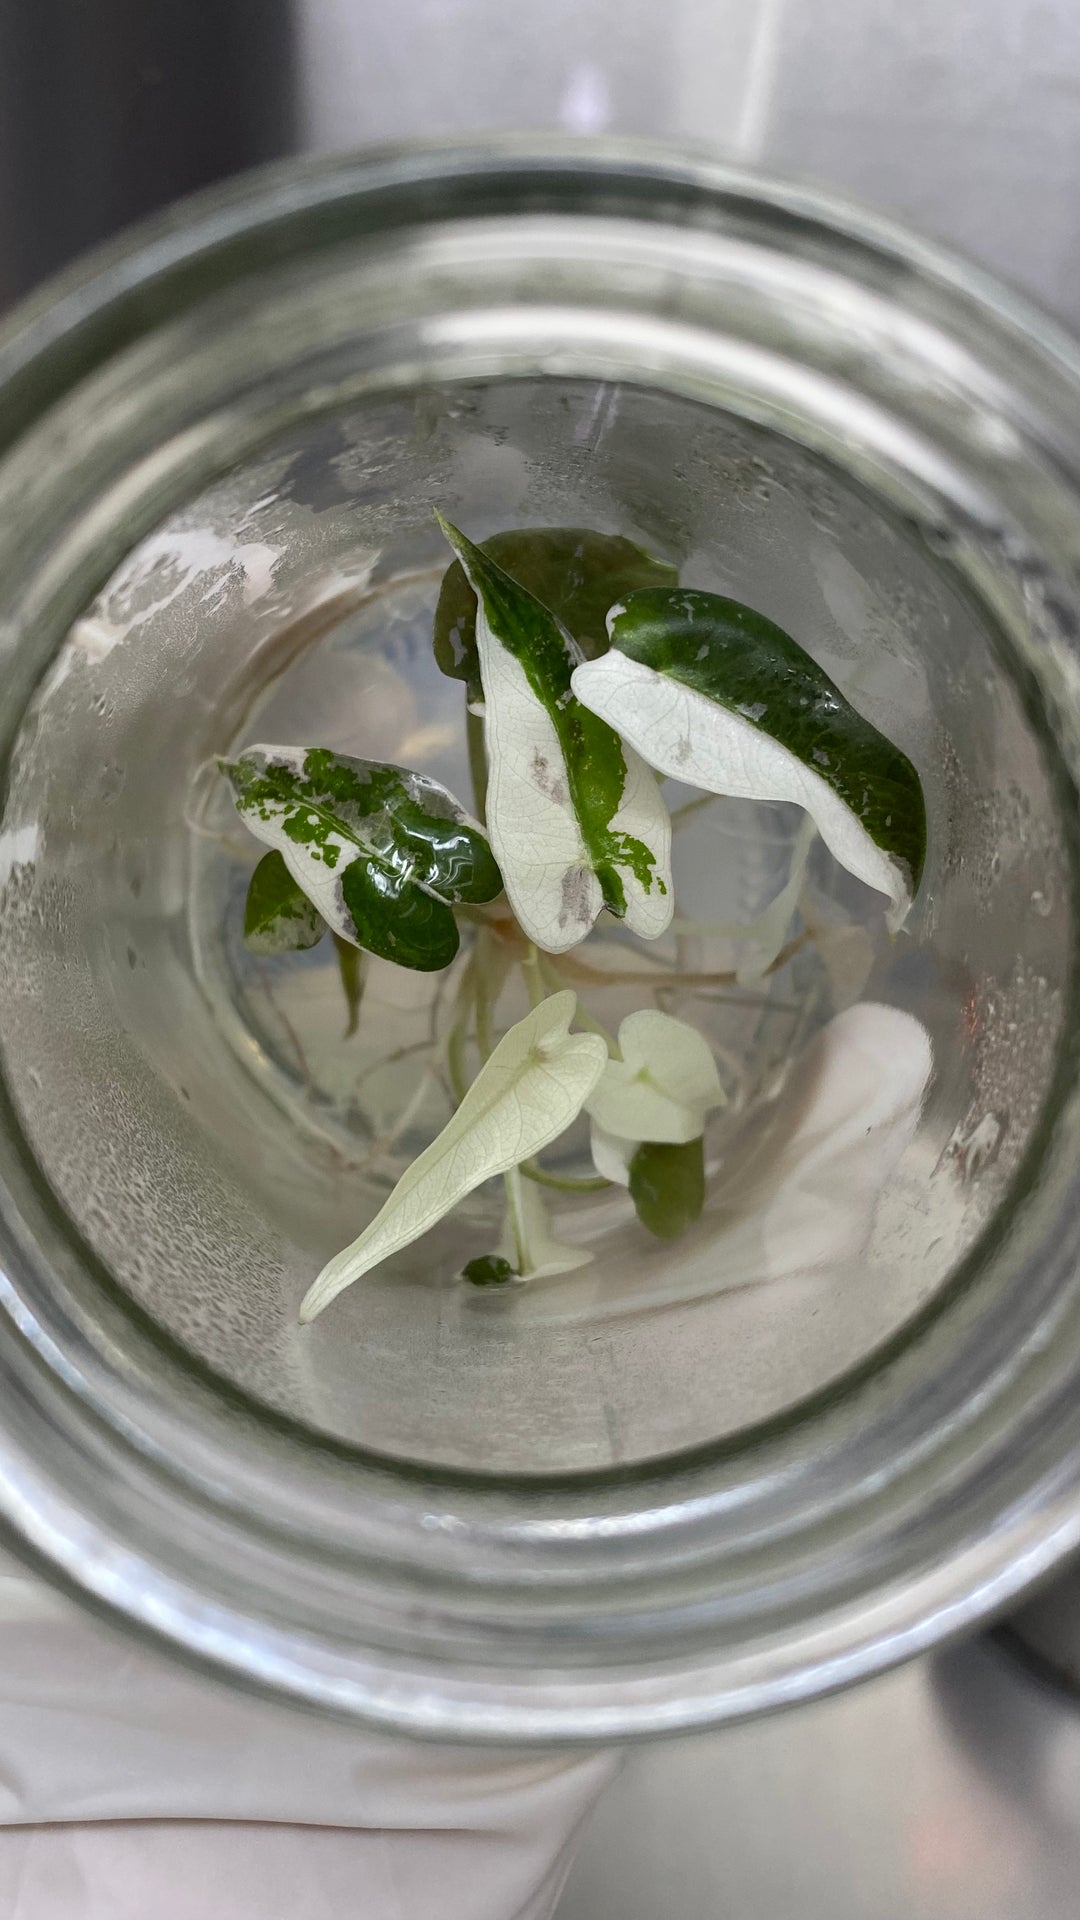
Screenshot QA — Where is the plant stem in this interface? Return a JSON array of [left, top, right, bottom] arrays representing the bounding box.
[[466, 705, 489, 826], [550, 931, 811, 992], [354, 1037, 436, 1089], [521, 1161, 611, 1194], [446, 957, 476, 1104], [474, 927, 498, 1060], [670, 792, 717, 831], [503, 1163, 530, 1272], [255, 964, 314, 1096], [521, 942, 547, 1010], [376, 1064, 441, 1152]]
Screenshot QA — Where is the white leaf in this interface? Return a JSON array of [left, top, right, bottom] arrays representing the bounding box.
[[499, 1172, 594, 1279], [589, 1124, 634, 1186], [437, 518, 673, 953], [572, 648, 913, 930], [478, 634, 601, 947], [300, 991, 607, 1320], [585, 1009, 725, 1144]]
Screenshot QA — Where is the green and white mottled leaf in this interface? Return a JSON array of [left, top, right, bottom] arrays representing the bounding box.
[[243, 850, 326, 955], [436, 516, 672, 954], [221, 745, 502, 974], [498, 1168, 594, 1281], [433, 525, 677, 708], [629, 1136, 706, 1240], [586, 1009, 725, 1145], [300, 991, 606, 1321], [572, 589, 926, 930]]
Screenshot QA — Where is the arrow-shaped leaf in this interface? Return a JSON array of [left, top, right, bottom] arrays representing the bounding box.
[[300, 991, 607, 1321], [434, 525, 677, 708], [436, 516, 673, 954], [222, 745, 502, 973], [243, 850, 326, 955], [572, 589, 926, 929]]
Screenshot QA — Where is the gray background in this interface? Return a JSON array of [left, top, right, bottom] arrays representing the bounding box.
[[4, 0, 1080, 327], [296, 0, 1080, 328]]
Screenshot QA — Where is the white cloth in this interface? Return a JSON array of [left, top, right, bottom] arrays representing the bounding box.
[[0, 1554, 615, 1919], [0, 1002, 932, 1916]]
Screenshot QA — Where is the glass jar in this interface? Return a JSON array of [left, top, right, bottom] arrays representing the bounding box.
[[1, 139, 1080, 1740]]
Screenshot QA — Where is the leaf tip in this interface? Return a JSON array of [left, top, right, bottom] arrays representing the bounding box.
[[885, 887, 913, 936], [434, 508, 468, 555], [435, 512, 492, 588], [298, 1273, 336, 1324]]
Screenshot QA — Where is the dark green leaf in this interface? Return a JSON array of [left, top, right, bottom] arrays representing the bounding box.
[[222, 745, 503, 973], [462, 1254, 516, 1286], [333, 933, 366, 1037], [629, 1136, 706, 1240], [243, 851, 326, 955], [574, 589, 926, 924], [433, 526, 678, 707]]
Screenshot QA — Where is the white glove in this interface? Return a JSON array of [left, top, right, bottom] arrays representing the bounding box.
[[0, 1002, 931, 1917], [0, 1555, 615, 1919]]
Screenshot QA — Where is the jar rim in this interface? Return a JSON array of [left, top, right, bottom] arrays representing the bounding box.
[[2, 138, 1080, 1738]]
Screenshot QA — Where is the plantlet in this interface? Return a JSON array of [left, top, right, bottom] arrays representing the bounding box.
[[220, 518, 928, 1320]]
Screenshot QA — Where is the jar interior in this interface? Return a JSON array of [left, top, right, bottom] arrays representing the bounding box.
[[0, 374, 1070, 1473]]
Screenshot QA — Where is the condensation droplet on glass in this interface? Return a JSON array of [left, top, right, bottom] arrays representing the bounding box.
[[945, 1111, 1007, 1184]]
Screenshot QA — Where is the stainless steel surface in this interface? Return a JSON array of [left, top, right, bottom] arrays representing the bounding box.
[[297, 0, 1080, 331], [559, 1639, 1080, 1917]]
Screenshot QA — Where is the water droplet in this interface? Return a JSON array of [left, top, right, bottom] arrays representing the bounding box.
[[945, 1111, 1007, 1183]]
